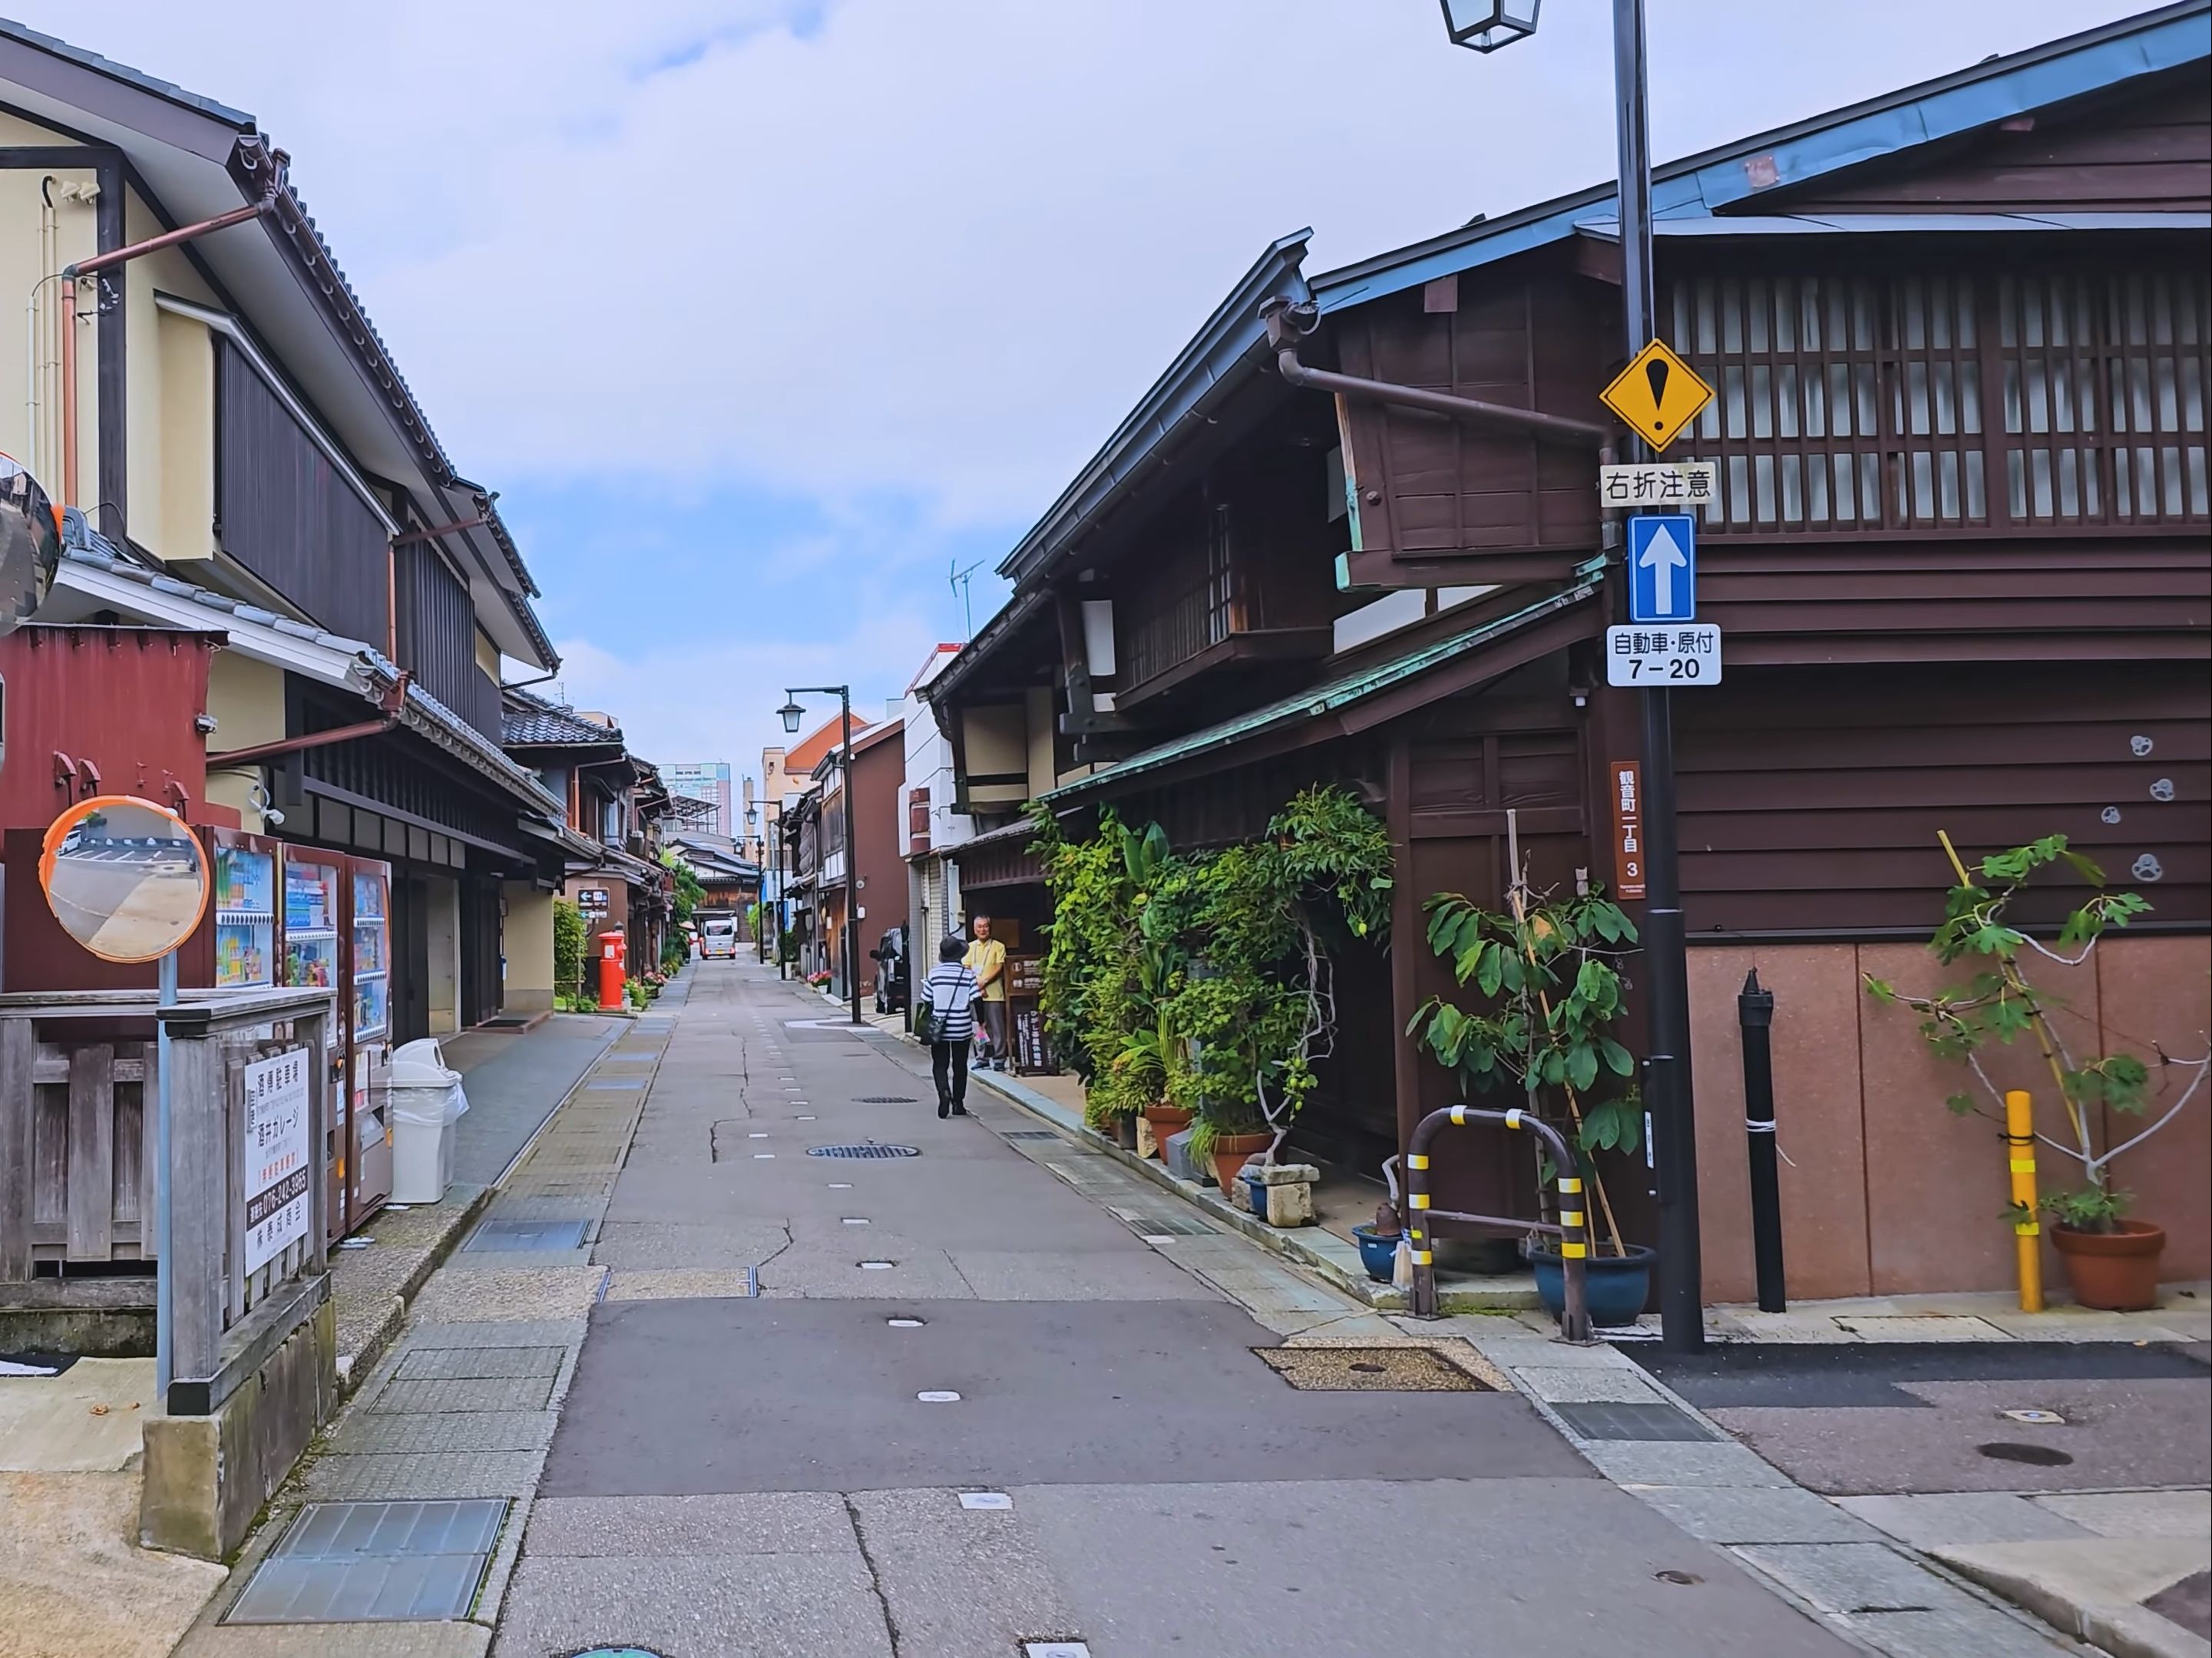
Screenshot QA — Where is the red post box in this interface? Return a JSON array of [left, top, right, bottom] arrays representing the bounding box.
[[597, 930, 627, 1009]]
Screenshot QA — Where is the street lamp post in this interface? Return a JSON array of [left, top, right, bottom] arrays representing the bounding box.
[[779, 687, 862, 1026], [746, 798, 765, 963], [1442, 0, 1704, 1351]]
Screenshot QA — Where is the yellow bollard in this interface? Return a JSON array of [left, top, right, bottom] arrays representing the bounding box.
[[2005, 1089, 2042, 1313]]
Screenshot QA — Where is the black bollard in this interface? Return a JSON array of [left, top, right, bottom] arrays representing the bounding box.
[[1739, 969, 1786, 1313]]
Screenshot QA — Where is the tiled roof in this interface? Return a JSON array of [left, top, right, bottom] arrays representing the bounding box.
[[502, 687, 623, 748], [785, 715, 873, 775]]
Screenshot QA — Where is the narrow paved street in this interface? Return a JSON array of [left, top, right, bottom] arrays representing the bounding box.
[[468, 959, 1843, 1657]]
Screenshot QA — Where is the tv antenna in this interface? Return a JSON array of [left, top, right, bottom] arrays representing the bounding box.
[[949, 558, 985, 638]]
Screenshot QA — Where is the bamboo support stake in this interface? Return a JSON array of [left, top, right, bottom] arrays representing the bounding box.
[[1506, 811, 1625, 1257], [2005, 1088, 2044, 1313]]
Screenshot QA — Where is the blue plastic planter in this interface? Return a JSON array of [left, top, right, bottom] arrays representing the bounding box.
[[1351, 1224, 1400, 1283], [1529, 1244, 1655, 1327]]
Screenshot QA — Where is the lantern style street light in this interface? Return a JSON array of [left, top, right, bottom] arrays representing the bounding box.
[[778, 685, 860, 1026], [1439, 0, 1540, 54], [746, 798, 766, 962]]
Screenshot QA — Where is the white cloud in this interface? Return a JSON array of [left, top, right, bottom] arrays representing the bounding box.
[[18, 0, 2151, 530], [547, 609, 943, 774]]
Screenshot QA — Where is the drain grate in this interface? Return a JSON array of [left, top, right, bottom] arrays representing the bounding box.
[[1255, 1346, 1490, 1392], [1550, 1402, 1721, 1442], [855, 1095, 919, 1105], [1114, 1209, 1214, 1238], [466, 1218, 587, 1253], [806, 1144, 923, 1159], [1003, 1130, 1058, 1141], [224, 1499, 505, 1624]]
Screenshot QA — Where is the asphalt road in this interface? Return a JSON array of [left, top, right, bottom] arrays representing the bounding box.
[[1638, 1339, 2212, 1495], [493, 960, 1853, 1657]]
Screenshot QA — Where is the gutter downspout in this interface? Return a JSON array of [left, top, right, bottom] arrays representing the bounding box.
[[208, 671, 410, 766], [59, 155, 289, 507], [1260, 296, 1613, 454]]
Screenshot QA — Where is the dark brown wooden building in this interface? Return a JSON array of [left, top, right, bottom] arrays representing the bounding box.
[[931, 5, 2212, 1301]]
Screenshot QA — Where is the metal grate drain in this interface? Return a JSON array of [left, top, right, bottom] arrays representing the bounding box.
[[466, 1218, 587, 1252], [1113, 1209, 1214, 1238], [855, 1095, 919, 1105], [1551, 1402, 1721, 1442], [806, 1143, 924, 1159], [224, 1499, 506, 1624], [1003, 1130, 1058, 1141], [1255, 1346, 1490, 1392]]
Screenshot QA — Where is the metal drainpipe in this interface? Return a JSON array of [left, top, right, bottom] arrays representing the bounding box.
[[1260, 297, 1612, 455], [207, 673, 411, 767], [58, 163, 286, 507]]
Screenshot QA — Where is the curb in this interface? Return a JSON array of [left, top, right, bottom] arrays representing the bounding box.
[[963, 1066, 1540, 1314]]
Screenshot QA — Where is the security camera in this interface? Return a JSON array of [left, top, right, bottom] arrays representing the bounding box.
[[263, 806, 286, 827], [193, 712, 218, 735]]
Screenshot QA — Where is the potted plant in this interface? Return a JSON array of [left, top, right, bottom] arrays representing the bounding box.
[[1353, 1199, 1403, 1283], [1412, 847, 1650, 1328], [1866, 834, 2207, 1312]]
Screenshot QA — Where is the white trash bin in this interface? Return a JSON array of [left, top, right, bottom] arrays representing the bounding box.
[[388, 1040, 468, 1204]]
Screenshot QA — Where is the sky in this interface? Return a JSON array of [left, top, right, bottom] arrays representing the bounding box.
[[17, 0, 2153, 778]]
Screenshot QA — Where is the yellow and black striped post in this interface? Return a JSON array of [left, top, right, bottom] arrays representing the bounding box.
[[1404, 1103, 1592, 1342], [2005, 1089, 2042, 1313]]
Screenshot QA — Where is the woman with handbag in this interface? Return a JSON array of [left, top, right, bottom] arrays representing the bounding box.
[[915, 936, 979, 1118]]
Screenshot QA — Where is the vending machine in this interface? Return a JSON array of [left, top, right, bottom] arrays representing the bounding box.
[[283, 848, 394, 1238], [208, 829, 283, 989], [346, 857, 395, 1232]]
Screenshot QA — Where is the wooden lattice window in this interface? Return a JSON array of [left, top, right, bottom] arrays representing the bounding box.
[[1995, 269, 2210, 527], [1665, 257, 2210, 537]]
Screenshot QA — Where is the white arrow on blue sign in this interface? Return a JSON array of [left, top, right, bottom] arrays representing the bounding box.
[[1627, 513, 1697, 624]]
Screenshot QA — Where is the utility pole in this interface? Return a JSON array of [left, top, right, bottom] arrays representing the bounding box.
[[1438, 0, 1704, 1349]]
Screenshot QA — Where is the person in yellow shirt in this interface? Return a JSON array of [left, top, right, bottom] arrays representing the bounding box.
[[962, 915, 1009, 1071]]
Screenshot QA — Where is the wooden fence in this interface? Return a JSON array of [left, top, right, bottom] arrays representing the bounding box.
[[0, 989, 333, 1412]]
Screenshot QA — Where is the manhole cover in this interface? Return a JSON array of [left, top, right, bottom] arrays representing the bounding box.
[[806, 1144, 923, 1159], [1978, 1441, 2076, 1467], [1550, 1402, 1721, 1442], [465, 1218, 587, 1253], [855, 1095, 919, 1105], [224, 1499, 506, 1624], [1255, 1346, 1490, 1392]]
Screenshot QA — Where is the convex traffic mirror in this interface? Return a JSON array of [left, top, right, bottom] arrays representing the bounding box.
[[39, 795, 210, 963]]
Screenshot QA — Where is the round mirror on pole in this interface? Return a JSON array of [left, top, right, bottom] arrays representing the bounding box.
[[0, 453, 63, 636], [38, 795, 212, 963]]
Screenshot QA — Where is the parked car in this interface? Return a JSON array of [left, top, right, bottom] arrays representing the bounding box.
[[868, 925, 910, 1014]]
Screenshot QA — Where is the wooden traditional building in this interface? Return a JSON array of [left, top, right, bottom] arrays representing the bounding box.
[[1, 22, 590, 1038], [931, 4, 2212, 1300]]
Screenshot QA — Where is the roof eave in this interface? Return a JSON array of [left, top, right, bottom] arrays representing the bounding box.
[[996, 228, 1315, 590]]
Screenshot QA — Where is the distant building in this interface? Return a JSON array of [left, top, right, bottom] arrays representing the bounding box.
[[665, 761, 734, 835]]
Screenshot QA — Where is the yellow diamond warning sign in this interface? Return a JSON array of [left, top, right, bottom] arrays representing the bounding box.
[[1600, 339, 1714, 453]]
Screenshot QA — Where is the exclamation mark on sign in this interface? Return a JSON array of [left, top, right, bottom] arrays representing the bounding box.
[[1645, 358, 1670, 431]]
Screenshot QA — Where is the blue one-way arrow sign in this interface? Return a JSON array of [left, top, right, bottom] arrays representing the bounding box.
[[1628, 513, 1697, 623]]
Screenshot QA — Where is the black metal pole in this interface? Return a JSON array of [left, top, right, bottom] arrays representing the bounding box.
[[1613, 0, 1704, 1352], [1739, 969, 1786, 1312], [841, 689, 861, 1026]]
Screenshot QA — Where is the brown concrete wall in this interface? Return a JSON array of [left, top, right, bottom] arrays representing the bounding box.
[[1690, 933, 2210, 1303]]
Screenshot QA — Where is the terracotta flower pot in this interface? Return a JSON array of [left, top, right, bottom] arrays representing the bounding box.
[[1208, 1131, 1273, 1192], [2052, 1219, 2166, 1311], [1140, 1104, 1192, 1159]]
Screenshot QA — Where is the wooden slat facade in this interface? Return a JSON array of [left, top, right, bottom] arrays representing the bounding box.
[[215, 339, 390, 642]]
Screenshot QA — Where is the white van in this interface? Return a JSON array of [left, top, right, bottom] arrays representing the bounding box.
[[699, 915, 739, 959]]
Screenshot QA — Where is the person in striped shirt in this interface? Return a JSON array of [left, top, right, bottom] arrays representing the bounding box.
[[919, 936, 979, 1118]]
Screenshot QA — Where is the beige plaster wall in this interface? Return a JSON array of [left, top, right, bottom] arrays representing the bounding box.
[[501, 883, 555, 1012], [1690, 933, 2210, 1303]]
